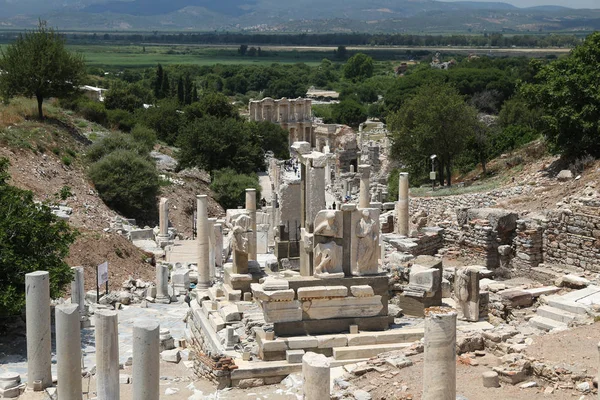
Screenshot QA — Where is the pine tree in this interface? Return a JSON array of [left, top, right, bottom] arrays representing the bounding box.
[[154, 64, 164, 99], [177, 76, 184, 104], [161, 71, 171, 98]]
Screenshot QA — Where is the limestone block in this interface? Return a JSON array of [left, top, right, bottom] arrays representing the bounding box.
[[297, 286, 348, 299], [409, 268, 441, 294], [291, 141, 311, 155], [219, 304, 241, 322], [556, 274, 589, 289], [285, 336, 318, 349], [302, 296, 383, 320], [260, 339, 288, 353], [161, 349, 181, 363], [499, 290, 534, 308], [0, 386, 20, 398], [250, 283, 295, 302], [347, 334, 376, 346], [208, 313, 226, 332], [261, 300, 302, 323], [557, 169, 573, 181], [262, 278, 289, 291], [171, 269, 190, 290], [286, 349, 305, 364], [350, 285, 374, 297], [317, 335, 348, 349]]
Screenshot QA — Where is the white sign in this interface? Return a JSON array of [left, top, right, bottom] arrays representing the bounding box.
[[97, 261, 109, 287]]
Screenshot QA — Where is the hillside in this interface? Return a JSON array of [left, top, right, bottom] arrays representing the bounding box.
[[0, 0, 599, 32], [0, 99, 223, 292]]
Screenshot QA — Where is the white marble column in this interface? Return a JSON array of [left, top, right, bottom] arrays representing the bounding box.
[[71, 266, 85, 315], [358, 164, 371, 209], [56, 304, 82, 400], [214, 222, 224, 269], [196, 195, 210, 289], [25, 271, 52, 389], [302, 352, 330, 400], [155, 264, 170, 304], [423, 307, 457, 400], [95, 309, 120, 400], [158, 198, 169, 237], [398, 172, 409, 237], [208, 218, 216, 281], [133, 320, 160, 400], [306, 158, 326, 230], [245, 189, 257, 260]]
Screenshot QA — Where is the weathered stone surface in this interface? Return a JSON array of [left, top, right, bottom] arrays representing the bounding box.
[[251, 284, 295, 302], [262, 300, 302, 323], [500, 290, 534, 308], [482, 371, 500, 388], [297, 286, 348, 299], [285, 336, 319, 349], [161, 349, 181, 363], [350, 285, 374, 297], [286, 349, 305, 364], [557, 169, 573, 181], [262, 278, 290, 291], [219, 303, 241, 322], [317, 335, 347, 349], [302, 296, 383, 320], [556, 274, 590, 289]]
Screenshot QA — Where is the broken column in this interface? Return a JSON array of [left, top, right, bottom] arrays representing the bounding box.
[[208, 218, 217, 281], [423, 307, 457, 400], [246, 189, 257, 260], [55, 304, 82, 400], [158, 198, 169, 238], [397, 172, 409, 237], [196, 195, 210, 289], [133, 320, 160, 400], [71, 266, 85, 315], [455, 266, 480, 322], [302, 352, 330, 400], [155, 264, 170, 304], [95, 309, 120, 400], [358, 164, 370, 209], [214, 222, 224, 269], [25, 271, 52, 389]]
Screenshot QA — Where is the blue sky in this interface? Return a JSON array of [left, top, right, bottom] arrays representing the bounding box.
[[441, 0, 599, 8]]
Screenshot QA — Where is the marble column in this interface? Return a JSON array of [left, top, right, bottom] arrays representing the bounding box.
[[56, 304, 82, 400], [302, 352, 330, 400], [423, 307, 457, 400], [350, 164, 355, 173], [245, 189, 257, 260], [71, 266, 85, 315], [25, 271, 52, 389], [398, 172, 409, 237], [196, 195, 210, 289], [597, 342, 600, 400], [306, 159, 326, 230], [159, 198, 169, 237], [214, 222, 224, 269], [155, 264, 170, 304], [95, 309, 120, 400], [208, 218, 216, 281], [358, 164, 371, 209], [133, 320, 160, 400]]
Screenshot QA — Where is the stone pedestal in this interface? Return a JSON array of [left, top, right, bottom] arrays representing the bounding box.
[[423, 307, 456, 400], [71, 266, 85, 315], [197, 195, 211, 289], [155, 264, 170, 304], [25, 271, 52, 389], [246, 189, 257, 260], [397, 172, 409, 237], [56, 304, 82, 400], [302, 352, 330, 400], [95, 310, 120, 400], [133, 320, 160, 400], [358, 164, 370, 209]]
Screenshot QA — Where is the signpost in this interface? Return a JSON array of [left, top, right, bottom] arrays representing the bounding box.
[[96, 261, 109, 304]]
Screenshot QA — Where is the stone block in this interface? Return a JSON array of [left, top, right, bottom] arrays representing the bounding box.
[[302, 296, 383, 320], [222, 284, 242, 302], [219, 304, 241, 322], [409, 267, 441, 293], [297, 286, 348, 299], [500, 290, 534, 308], [209, 313, 226, 332], [0, 386, 20, 398], [251, 284, 295, 302], [261, 300, 302, 323], [275, 315, 390, 336], [557, 169, 573, 181], [286, 349, 305, 364], [161, 349, 181, 363], [317, 335, 348, 348], [262, 278, 290, 291], [350, 285, 374, 297], [349, 324, 359, 334], [346, 333, 376, 346], [285, 336, 319, 349]]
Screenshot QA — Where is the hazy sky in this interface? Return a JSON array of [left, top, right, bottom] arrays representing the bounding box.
[[441, 0, 599, 8]]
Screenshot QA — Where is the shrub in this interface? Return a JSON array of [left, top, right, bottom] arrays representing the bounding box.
[[569, 155, 596, 175], [210, 168, 261, 210], [107, 109, 136, 132], [61, 156, 72, 166], [86, 132, 152, 163], [88, 149, 159, 224], [59, 185, 72, 200], [0, 158, 78, 316], [80, 101, 108, 126], [130, 125, 157, 151]]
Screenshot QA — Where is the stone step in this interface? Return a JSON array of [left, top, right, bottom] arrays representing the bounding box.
[[561, 285, 600, 302], [546, 297, 589, 315], [536, 305, 581, 324], [333, 342, 412, 360], [529, 315, 567, 332]]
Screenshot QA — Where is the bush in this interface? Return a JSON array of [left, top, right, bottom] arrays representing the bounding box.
[[61, 155, 72, 166], [88, 150, 159, 224], [80, 101, 108, 126], [130, 125, 157, 151], [331, 99, 367, 127], [210, 168, 261, 210], [107, 109, 136, 132], [493, 125, 539, 154], [86, 132, 152, 163], [0, 158, 78, 316]]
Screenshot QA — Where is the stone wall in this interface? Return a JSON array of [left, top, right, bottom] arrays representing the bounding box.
[[511, 219, 543, 274], [542, 206, 600, 271]]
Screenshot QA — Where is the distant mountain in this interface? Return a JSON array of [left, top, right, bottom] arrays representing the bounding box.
[[0, 0, 599, 32]]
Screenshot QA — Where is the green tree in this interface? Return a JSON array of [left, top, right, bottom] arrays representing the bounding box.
[[86, 131, 152, 163], [331, 99, 367, 128], [0, 158, 78, 316], [210, 168, 261, 210], [521, 32, 600, 157], [388, 83, 478, 186], [154, 64, 164, 99], [0, 20, 86, 120], [343, 53, 374, 82], [248, 121, 290, 160], [88, 150, 160, 224]]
